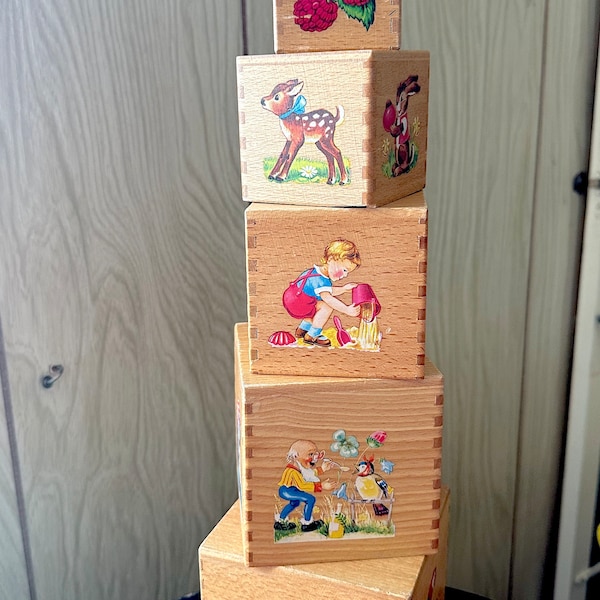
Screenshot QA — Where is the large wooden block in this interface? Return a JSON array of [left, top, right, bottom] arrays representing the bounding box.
[[274, 0, 401, 54], [237, 50, 429, 207], [246, 192, 427, 380], [199, 488, 449, 600], [234, 323, 444, 567]]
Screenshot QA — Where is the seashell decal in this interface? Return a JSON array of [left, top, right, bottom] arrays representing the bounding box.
[[268, 330, 296, 346]]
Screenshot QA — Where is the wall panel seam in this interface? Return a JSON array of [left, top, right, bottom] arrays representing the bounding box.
[[0, 314, 37, 600]]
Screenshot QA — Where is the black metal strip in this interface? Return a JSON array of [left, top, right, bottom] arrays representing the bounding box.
[[241, 0, 249, 55]]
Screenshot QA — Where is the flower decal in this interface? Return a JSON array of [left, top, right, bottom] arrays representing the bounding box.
[[331, 429, 360, 458], [411, 116, 421, 138], [367, 430, 387, 448], [379, 458, 395, 474], [299, 165, 318, 179], [332, 482, 349, 501], [381, 138, 391, 158]]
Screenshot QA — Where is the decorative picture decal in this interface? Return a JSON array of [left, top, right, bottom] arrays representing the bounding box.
[[293, 0, 376, 33], [274, 429, 396, 543], [275, 439, 338, 534], [261, 79, 350, 185], [269, 238, 382, 351], [382, 75, 422, 177]]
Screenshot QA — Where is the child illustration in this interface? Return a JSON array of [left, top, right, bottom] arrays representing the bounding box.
[[282, 239, 361, 347], [275, 440, 337, 533]]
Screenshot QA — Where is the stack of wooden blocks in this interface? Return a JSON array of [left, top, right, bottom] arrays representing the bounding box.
[[200, 2, 448, 598]]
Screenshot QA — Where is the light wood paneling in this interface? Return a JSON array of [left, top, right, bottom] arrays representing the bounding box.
[[553, 62, 600, 597], [0, 1, 247, 598], [0, 363, 30, 599], [244, 0, 275, 56], [514, 1, 600, 598], [1, 0, 593, 598], [401, 1, 546, 598], [245, 0, 596, 597]]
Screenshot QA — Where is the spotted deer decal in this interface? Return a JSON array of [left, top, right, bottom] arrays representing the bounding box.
[[261, 79, 348, 185]]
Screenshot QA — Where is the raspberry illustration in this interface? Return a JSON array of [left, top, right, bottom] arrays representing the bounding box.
[[293, 0, 339, 32]]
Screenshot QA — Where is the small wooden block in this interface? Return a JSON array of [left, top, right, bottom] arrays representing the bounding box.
[[237, 50, 429, 207], [199, 488, 450, 600], [274, 0, 402, 54], [246, 193, 427, 380], [234, 323, 444, 567]]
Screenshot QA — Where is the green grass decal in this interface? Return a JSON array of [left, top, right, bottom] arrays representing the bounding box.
[[382, 143, 419, 178], [264, 157, 351, 185]]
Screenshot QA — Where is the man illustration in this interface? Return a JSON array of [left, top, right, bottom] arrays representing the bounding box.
[[275, 439, 336, 532]]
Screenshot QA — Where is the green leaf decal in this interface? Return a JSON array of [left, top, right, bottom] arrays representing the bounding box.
[[334, 0, 376, 31]]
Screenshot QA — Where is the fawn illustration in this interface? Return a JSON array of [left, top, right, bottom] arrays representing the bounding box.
[[383, 75, 421, 176], [261, 79, 349, 185]]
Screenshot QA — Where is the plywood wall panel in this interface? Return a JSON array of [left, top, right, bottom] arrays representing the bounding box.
[[244, 0, 593, 597], [401, 1, 546, 598], [243, 0, 275, 56], [0, 367, 30, 599], [0, 1, 248, 598], [514, 2, 600, 598]]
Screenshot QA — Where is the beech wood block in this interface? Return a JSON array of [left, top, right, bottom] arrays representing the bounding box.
[[274, 0, 401, 54], [237, 50, 429, 207], [234, 323, 444, 567], [199, 488, 449, 599], [246, 193, 427, 380]]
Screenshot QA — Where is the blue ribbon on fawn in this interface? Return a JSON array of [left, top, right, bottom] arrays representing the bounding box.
[[279, 94, 307, 119]]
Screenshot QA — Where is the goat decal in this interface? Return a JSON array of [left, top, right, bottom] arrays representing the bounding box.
[[382, 75, 421, 178], [261, 79, 350, 186]]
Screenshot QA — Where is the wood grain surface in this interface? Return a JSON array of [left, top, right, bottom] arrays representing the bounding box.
[[0, 1, 248, 598], [246, 196, 427, 379], [0, 380, 30, 599], [402, 1, 540, 596], [399, 0, 596, 598], [274, 0, 401, 54], [513, 1, 600, 598], [1, 0, 596, 598], [199, 488, 450, 600], [237, 50, 429, 207], [235, 323, 443, 566], [553, 59, 600, 598]]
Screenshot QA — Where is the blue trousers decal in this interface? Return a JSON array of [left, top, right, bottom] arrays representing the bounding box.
[[279, 485, 316, 522]]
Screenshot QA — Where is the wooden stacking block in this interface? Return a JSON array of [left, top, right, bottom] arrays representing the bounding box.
[[234, 323, 444, 567], [237, 50, 429, 207], [199, 488, 449, 600], [245, 192, 427, 380], [274, 0, 401, 54]]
